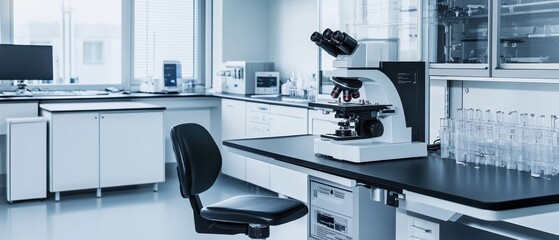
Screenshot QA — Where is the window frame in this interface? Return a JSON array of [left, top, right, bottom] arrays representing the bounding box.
[[0, 0, 206, 91], [131, 0, 206, 87]]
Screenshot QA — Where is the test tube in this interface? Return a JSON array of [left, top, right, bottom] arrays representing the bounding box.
[[484, 110, 496, 166], [495, 111, 507, 168], [539, 115, 554, 178], [507, 111, 520, 170], [473, 109, 484, 168], [552, 115, 559, 176], [465, 108, 476, 164], [516, 113, 530, 172], [440, 118, 450, 159], [454, 108, 467, 164], [448, 117, 456, 160]]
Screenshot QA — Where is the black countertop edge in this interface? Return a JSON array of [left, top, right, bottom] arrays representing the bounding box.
[[1, 91, 312, 109], [223, 137, 559, 211]]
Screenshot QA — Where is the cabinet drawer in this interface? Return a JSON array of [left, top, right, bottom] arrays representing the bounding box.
[[407, 216, 439, 240], [269, 105, 307, 118], [270, 164, 308, 203], [246, 102, 270, 124]]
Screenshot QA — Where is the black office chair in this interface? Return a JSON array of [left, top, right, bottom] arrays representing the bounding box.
[[170, 123, 308, 239]]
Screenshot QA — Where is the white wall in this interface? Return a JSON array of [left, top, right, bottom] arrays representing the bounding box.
[[222, 0, 269, 62], [212, 0, 271, 91], [460, 81, 559, 118], [213, 0, 318, 88], [267, 0, 318, 80]]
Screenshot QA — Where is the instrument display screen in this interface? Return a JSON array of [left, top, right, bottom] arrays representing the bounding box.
[[256, 76, 278, 87]]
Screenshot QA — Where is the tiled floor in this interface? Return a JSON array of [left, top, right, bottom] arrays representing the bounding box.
[[0, 169, 307, 240]]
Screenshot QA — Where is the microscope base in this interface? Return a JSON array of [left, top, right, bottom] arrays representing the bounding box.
[[314, 138, 427, 163]]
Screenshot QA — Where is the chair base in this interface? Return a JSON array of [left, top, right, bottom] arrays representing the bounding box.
[[248, 224, 269, 239]]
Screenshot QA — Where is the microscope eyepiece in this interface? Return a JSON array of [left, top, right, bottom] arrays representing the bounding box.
[[310, 31, 322, 42], [310, 31, 343, 58], [332, 30, 358, 55], [323, 28, 335, 41]]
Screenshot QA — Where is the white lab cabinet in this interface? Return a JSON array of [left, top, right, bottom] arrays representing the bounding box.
[[0, 102, 38, 176], [99, 112, 164, 188], [133, 98, 220, 163], [0, 102, 38, 135], [246, 102, 271, 189], [269, 105, 307, 136], [245, 158, 270, 189], [41, 102, 165, 201], [221, 99, 309, 194], [50, 112, 100, 192], [269, 164, 307, 203], [308, 108, 338, 135], [221, 99, 247, 180], [245, 102, 308, 190], [6, 117, 47, 202]]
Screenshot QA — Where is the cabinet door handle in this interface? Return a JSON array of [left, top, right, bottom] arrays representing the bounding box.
[[94, 116, 98, 119], [411, 225, 432, 233], [101, 116, 104, 119]]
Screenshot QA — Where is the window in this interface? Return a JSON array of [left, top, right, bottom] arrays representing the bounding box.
[[83, 42, 104, 64], [134, 0, 202, 83], [4, 0, 204, 88], [13, 0, 122, 85]]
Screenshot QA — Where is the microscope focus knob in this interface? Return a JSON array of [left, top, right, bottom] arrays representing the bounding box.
[[367, 119, 384, 138]]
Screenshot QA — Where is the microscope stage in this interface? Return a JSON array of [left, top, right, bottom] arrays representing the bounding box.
[[308, 101, 392, 112]]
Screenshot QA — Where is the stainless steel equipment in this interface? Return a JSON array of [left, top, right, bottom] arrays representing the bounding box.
[[309, 177, 395, 240], [217, 61, 273, 94]]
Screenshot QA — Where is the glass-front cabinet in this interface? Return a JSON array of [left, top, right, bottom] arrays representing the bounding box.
[[494, 0, 559, 78], [429, 0, 491, 77], [429, 0, 559, 79], [318, 0, 423, 93]]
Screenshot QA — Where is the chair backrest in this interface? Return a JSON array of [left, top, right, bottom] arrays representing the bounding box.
[[170, 123, 222, 196]]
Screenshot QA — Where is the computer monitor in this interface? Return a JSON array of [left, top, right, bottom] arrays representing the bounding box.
[[0, 44, 53, 80]]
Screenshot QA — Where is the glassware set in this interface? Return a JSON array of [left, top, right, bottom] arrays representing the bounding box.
[[440, 108, 559, 178]]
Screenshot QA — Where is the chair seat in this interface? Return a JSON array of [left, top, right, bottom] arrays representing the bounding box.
[[201, 195, 308, 226]]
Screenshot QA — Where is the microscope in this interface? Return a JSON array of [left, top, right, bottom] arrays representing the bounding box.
[[309, 29, 427, 163]]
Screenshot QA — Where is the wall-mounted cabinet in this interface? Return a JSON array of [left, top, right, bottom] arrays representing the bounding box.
[[429, 0, 559, 79], [493, 0, 559, 78], [429, 0, 490, 77]]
